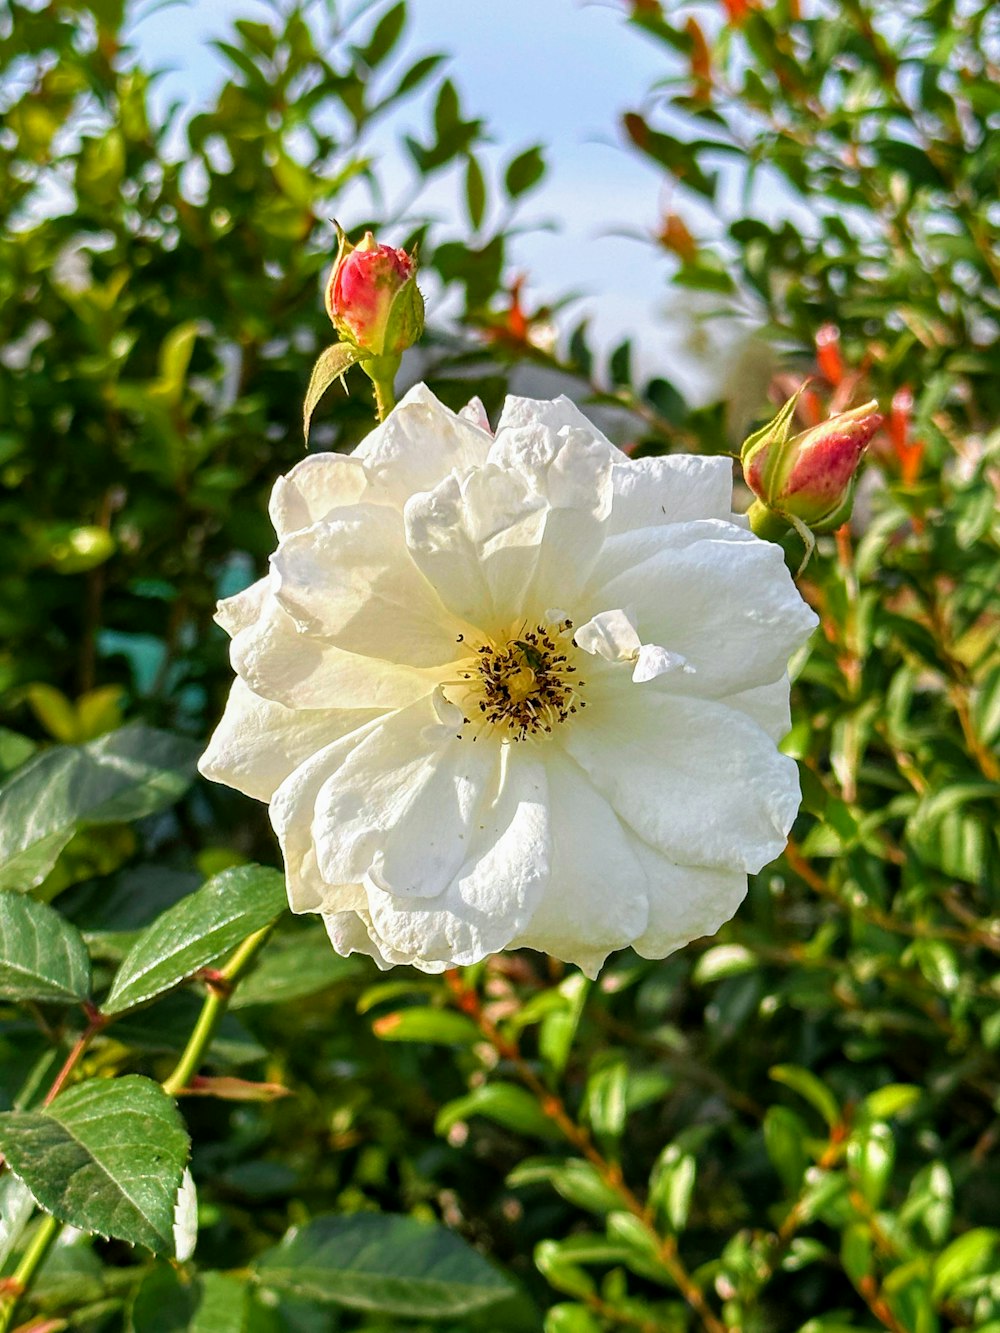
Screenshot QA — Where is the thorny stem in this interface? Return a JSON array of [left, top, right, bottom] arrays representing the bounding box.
[[443, 971, 729, 1333]]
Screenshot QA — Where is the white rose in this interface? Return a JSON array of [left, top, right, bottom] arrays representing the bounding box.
[[200, 386, 817, 977]]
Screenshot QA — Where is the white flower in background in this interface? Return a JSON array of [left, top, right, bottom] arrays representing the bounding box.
[[200, 386, 817, 977]]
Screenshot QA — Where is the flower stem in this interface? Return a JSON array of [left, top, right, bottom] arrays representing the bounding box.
[[162, 923, 275, 1097], [745, 499, 790, 543], [0, 1213, 61, 1333], [371, 375, 396, 423]]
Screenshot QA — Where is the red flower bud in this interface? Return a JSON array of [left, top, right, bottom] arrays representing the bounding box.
[[325, 229, 423, 359], [742, 391, 882, 532]]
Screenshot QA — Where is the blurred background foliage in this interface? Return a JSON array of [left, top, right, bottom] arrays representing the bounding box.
[[1, 0, 999, 1331]]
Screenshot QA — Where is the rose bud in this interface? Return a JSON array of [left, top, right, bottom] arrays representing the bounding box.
[[325, 227, 424, 360], [742, 391, 882, 539]]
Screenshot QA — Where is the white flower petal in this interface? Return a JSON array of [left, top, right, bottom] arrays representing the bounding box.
[[270, 725, 382, 913], [271, 503, 469, 666], [629, 840, 748, 961], [724, 677, 792, 742], [574, 609, 690, 685], [511, 750, 647, 978], [229, 587, 434, 710], [495, 394, 615, 449], [458, 396, 492, 433], [199, 677, 381, 801], [323, 910, 395, 970], [215, 576, 269, 638], [608, 455, 736, 533], [562, 683, 800, 872], [596, 530, 817, 697], [310, 700, 501, 899], [172, 1168, 198, 1263], [574, 608, 642, 663], [362, 747, 549, 969], [488, 421, 615, 608], [586, 517, 755, 598], [404, 468, 547, 628], [269, 453, 368, 539], [354, 383, 491, 504]]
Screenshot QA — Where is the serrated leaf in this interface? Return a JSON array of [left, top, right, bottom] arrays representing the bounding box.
[[103, 864, 286, 1015], [303, 343, 366, 440], [0, 725, 198, 893], [0, 890, 91, 1003], [254, 1213, 513, 1318], [0, 1075, 189, 1254]]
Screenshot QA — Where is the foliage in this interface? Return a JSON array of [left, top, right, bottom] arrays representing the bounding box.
[[1, 1, 998, 1331]]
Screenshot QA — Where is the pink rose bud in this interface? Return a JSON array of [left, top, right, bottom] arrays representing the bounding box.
[[742, 391, 882, 532], [325, 228, 423, 360]]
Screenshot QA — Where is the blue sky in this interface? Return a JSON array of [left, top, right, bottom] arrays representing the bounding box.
[[126, 0, 750, 397]]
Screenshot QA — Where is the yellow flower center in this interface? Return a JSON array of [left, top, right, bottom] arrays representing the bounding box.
[[450, 620, 587, 742]]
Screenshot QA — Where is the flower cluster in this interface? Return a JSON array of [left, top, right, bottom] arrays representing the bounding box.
[[201, 388, 817, 976]]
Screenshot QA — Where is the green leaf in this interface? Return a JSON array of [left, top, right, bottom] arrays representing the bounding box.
[[229, 926, 361, 1008], [437, 1084, 563, 1141], [847, 1123, 895, 1208], [254, 1213, 514, 1318], [648, 1146, 696, 1232], [508, 1157, 622, 1215], [771, 1064, 841, 1128], [303, 343, 367, 440], [129, 1265, 249, 1333], [0, 890, 91, 1003], [862, 1085, 922, 1121], [465, 154, 486, 230], [0, 725, 198, 893], [103, 864, 286, 1015], [693, 943, 758, 983], [0, 1171, 35, 1268], [372, 1007, 482, 1045], [931, 1227, 999, 1301], [0, 1075, 189, 1254], [357, 1, 406, 67], [763, 1104, 809, 1194], [504, 146, 545, 198]]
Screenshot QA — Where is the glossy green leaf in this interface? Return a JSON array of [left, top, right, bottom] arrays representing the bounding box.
[[372, 1007, 481, 1045], [0, 890, 90, 1003], [254, 1213, 513, 1317], [437, 1083, 563, 1141], [0, 726, 198, 893], [103, 864, 286, 1015], [0, 1075, 189, 1254]]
